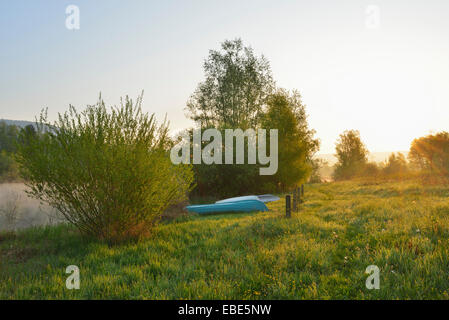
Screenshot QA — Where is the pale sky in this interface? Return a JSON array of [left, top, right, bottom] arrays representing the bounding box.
[[1, 0, 448, 154]]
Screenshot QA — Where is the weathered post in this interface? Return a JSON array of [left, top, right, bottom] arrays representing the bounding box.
[[296, 187, 301, 210], [301, 184, 304, 197], [286, 195, 291, 218], [292, 189, 297, 212]]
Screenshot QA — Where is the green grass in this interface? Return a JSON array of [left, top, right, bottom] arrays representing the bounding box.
[[2, 180, 449, 299]]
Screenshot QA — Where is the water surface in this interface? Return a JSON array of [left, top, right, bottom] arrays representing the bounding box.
[[0, 183, 63, 231]]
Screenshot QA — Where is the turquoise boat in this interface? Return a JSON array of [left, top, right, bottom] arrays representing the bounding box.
[[186, 199, 268, 214], [216, 194, 280, 204]]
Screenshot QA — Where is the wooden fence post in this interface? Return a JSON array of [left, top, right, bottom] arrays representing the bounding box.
[[286, 195, 291, 218], [296, 187, 300, 210], [292, 189, 297, 212], [301, 184, 304, 197]]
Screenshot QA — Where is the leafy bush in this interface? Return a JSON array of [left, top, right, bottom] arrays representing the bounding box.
[[16, 94, 194, 243], [363, 162, 381, 177]]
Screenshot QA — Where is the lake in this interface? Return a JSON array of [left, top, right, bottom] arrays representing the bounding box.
[[0, 183, 63, 231]]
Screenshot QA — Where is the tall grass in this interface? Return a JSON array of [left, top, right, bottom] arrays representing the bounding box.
[[1, 180, 449, 299]]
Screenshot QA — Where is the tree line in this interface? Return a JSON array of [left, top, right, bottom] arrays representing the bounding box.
[[0, 121, 21, 181], [330, 129, 449, 183]]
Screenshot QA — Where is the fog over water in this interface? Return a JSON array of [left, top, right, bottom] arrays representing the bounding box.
[[0, 183, 64, 232]]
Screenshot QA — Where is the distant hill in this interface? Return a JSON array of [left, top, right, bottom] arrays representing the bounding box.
[[0, 119, 35, 128], [315, 151, 409, 166]]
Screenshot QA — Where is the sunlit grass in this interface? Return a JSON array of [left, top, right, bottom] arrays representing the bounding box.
[[1, 180, 449, 299]]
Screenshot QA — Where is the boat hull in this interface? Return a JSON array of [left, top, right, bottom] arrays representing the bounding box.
[[216, 194, 280, 204], [186, 200, 268, 214]]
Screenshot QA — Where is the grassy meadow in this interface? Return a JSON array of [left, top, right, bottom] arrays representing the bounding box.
[[1, 180, 449, 299]]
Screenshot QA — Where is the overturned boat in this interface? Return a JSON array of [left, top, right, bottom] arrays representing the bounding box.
[[216, 194, 280, 204], [186, 194, 280, 214]]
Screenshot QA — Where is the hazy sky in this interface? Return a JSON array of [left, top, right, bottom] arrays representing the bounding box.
[[1, 0, 448, 154]]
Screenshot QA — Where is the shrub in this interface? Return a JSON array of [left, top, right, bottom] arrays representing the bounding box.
[[363, 162, 381, 177], [383, 152, 409, 178], [16, 94, 194, 243]]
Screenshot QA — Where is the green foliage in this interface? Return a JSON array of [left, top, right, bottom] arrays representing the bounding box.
[[0, 121, 19, 153], [186, 40, 318, 196], [261, 91, 319, 191], [309, 158, 327, 183], [0, 122, 21, 181], [363, 162, 381, 177], [186, 38, 274, 129], [0, 151, 19, 182], [383, 152, 408, 178], [3, 180, 449, 299], [187, 127, 261, 198], [194, 162, 261, 198], [186, 39, 276, 197], [15, 94, 194, 243], [333, 130, 369, 181], [189, 90, 319, 197], [409, 131, 449, 178], [0, 151, 11, 175]]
